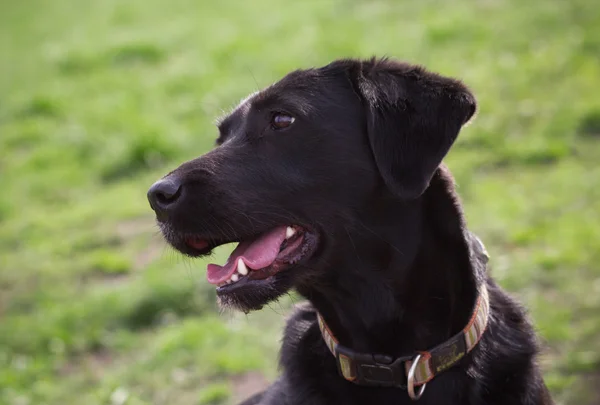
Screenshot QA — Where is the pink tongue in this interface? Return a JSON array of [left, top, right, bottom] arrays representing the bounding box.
[[206, 226, 288, 285]]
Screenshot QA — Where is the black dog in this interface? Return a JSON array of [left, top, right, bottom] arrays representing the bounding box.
[[148, 58, 553, 405]]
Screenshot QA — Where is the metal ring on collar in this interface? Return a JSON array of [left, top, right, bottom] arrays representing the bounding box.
[[407, 354, 427, 401]]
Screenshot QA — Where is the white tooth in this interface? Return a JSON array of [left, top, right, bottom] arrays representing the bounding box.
[[237, 259, 248, 275], [286, 226, 296, 239], [231, 273, 239, 282]]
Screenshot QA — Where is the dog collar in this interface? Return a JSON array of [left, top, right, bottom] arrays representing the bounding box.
[[317, 285, 490, 400]]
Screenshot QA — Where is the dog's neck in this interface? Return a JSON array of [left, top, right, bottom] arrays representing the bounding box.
[[297, 166, 480, 358]]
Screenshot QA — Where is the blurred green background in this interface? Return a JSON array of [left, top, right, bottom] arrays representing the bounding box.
[[1, 0, 599, 404]]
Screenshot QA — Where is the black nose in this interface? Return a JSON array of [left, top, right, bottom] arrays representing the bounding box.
[[147, 177, 182, 215]]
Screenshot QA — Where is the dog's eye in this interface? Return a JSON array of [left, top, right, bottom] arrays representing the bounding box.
[[271, 113, 295, 130]]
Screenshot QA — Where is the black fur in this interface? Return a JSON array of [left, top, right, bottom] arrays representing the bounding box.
[[149, 58, 553, 405]]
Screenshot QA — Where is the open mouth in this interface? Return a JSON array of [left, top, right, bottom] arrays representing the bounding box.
[[185, 225, 318, 290]]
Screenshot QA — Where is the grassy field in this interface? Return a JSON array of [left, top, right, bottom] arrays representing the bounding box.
[[1, 0, 599, 404]]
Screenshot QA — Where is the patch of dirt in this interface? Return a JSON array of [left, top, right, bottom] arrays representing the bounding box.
[[231, 372, 270, 403], [116, 217, 166, 270], [133, 237, 166, 271], [59, 347, 114, 380], [116, 217, 156, 239], [583, 371, 600, 405]]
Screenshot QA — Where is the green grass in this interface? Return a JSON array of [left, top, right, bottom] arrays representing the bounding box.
[[1, 0, 599, 404]]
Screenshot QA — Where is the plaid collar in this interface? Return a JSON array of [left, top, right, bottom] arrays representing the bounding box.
[[317, 285, 490, 400]]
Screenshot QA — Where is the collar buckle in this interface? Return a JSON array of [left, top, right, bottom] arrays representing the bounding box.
[[335, 345, 409, 389]]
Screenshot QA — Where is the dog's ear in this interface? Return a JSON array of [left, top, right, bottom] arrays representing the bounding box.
[[348, 58, 476, 199]]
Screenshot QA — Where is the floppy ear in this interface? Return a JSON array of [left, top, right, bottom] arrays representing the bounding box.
[[349, 59, 476, 199]]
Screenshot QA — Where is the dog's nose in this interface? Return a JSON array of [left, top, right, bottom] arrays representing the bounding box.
[[147, 177, 182, 215]]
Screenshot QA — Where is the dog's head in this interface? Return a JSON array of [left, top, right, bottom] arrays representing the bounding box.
[[148, 58, 476, 312]]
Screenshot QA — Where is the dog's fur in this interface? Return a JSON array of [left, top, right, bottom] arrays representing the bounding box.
[[150, 58, 553, 404]]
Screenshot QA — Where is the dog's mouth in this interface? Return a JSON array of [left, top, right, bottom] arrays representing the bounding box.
[[184, 225, 318, 290]]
